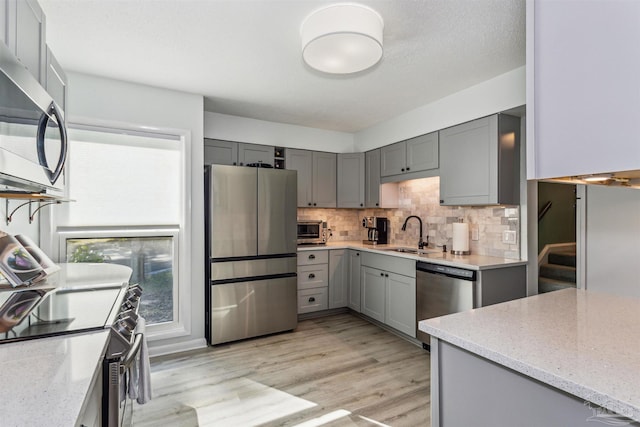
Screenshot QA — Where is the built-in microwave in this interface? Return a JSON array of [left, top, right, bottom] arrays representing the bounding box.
[[0, 42, 68, 193], [297, 220, 327, 245]]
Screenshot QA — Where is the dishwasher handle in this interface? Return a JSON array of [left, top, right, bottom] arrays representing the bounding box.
[[416, 261, 476, 281]]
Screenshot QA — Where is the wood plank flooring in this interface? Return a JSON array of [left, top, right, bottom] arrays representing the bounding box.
[[132, 313, 430, 426]]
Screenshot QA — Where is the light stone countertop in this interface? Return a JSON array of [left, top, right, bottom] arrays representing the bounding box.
[[419, 289, 640, 422], [297, 240, 526, 270], [1, 330, 110, 427]]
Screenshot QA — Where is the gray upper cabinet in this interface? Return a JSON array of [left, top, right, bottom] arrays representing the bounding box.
[[365, 149, 381, 208], [337, 152, 364, 208], [204, 139, 238, 165], [4, 0, 46, 84], [529, 0, 640, 179], [380, 132, 438, 178], [204, 139, 274, 167], [237, 143, 273, 166], [312, 151, 337, 208], [45, 46, 67, 112], [287, 149, 337, 208], [439, 114, 520, 206]]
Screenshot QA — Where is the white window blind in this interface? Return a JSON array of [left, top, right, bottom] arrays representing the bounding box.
[[60, 128, 182, 226]]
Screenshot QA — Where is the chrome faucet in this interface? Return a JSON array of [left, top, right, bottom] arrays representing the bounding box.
[[401, 215, 426, 249]]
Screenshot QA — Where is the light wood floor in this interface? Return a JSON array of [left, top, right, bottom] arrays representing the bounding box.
[[132, 313, 430, 426]]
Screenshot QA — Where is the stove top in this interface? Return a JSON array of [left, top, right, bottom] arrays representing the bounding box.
[[0, 283, 127, 344]]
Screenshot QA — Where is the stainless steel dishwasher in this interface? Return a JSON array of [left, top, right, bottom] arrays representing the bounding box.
[[416, 261, 477, 348]]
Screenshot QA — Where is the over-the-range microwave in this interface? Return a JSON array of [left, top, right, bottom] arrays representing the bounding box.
[[0, 42, 68, 193]]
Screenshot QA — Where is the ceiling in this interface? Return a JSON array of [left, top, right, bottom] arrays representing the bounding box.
[[38, 0, 526, 133]]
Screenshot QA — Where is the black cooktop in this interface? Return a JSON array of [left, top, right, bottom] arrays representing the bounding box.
[[0, 284, 126, 344]]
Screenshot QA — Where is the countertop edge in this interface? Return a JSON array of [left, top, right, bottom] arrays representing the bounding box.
[[297, 241, 526, 270], [419, 305, 640, 423]]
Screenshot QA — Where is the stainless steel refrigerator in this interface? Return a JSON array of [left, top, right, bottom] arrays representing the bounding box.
[[204, 164, 298, 345]]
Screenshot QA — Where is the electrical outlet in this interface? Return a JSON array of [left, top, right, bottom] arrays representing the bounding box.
[[471, 228, 479, 241], [502, 230, 517, 244]]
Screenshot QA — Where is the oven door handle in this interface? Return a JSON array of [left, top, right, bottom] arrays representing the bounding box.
[[120, 333, 143, 374]]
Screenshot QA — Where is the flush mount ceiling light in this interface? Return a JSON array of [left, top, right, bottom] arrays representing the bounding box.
[[301, 3, 384, 74]]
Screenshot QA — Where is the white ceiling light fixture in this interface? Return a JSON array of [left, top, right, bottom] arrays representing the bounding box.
[[301, 3, 384, 75]]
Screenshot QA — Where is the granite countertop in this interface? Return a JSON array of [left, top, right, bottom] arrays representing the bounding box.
[[297, 240, 525, 270], [419, 289, 640, 422], [1, 330, 110, 426]]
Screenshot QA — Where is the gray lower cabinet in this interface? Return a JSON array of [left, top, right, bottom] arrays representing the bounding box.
[[328, 249, 348, 309], [204, 139, 274, 166], [337, 153, 364, 208], [297, 250, 329, 313], [439, 114, 520, 206], [361, 266, 386, 322], [287, 149, 336, 208], [361, 252, 416, 337], [348, 250, 361, 312], [380, 132, 438, 179]]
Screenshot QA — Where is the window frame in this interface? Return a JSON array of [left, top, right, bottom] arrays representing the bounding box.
[[47, 121, 194, 342]]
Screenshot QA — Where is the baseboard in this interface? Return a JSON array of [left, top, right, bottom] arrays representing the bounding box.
[[148, 337, 207, 358], [298, 307, 349, 321]]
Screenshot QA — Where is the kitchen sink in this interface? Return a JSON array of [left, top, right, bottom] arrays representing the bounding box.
[[380, 247, 442, 255]]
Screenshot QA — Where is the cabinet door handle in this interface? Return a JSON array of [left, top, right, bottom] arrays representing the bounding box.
[[309, 254, 316, 260], [239, 162, 243, 166], [401, 168, 405, 172], [360, 203, 363, 207], [380, 272, 384, 277], [313, 203, 317, 206], [356, 253, 359, 256], [440, 199, 444, 204], [406, 167, 410, 171], [376, 203, 379, 207], [385, 274, 389, 277], [232, 162, 237, 166], [308, 202, 312, 206], [309, 297, 316, 303], [308, 273, 315, 279]]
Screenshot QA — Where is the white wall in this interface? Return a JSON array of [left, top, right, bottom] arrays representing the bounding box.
[[585, 185, 640, 297], [205, 112, 354, 153], [354, 67, 526, 151], [64, 72, 206, 354]]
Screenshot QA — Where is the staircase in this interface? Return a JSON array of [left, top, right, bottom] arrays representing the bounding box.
[[539, 250, 577, 293]]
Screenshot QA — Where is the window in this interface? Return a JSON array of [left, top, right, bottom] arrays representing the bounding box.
[[55, 125, 190, 337]]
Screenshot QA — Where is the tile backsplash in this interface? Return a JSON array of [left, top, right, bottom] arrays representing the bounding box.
[[298, 176, 520, 259]]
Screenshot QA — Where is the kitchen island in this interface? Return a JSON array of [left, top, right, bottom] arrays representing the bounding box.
[[419, 289, 640, 426]]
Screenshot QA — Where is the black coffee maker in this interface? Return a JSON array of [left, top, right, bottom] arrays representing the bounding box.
[[362, 216, 388, 245]]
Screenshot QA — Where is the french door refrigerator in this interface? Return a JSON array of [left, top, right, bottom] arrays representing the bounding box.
[[205, 164, 297, 345]]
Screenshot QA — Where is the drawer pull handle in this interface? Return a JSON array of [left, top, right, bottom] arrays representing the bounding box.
[[309, 254, 316, 260], [308, 273, 315, 279], [309, 297, 316, 303]]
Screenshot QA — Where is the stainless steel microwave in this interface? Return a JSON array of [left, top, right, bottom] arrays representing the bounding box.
[[0, 42, 68, 193], [297, 220, 327, 245]]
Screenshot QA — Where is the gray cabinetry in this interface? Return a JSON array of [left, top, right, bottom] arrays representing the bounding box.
[[361, 251, 416, 337], [361, 265, 386, 322], [380, 132, 438, 178], [328, 249, 348, 309], [529, 1, 640, 179], [337, 153, 364, 208], [4, 0, 46, 84], [439, 114, 520, 206], [348, 250, 361, 312], [204, 139, 238, 165], [204, 139, 274, 166], [297, 250, 329, 314], [45, 46, 66, 112], [287, 149, 336, 208], [365, 149, 381, 208]]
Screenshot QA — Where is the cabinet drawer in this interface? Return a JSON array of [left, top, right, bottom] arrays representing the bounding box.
[[297, 250, 329, 266], [298, 287, 328, 313], [297, 264, 328, 290]]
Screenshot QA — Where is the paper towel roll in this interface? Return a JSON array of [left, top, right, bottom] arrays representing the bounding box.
[[452, 223, 469, 253]]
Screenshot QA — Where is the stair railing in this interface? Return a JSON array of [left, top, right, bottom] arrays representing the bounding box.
[[538, 201, 552, 221]]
